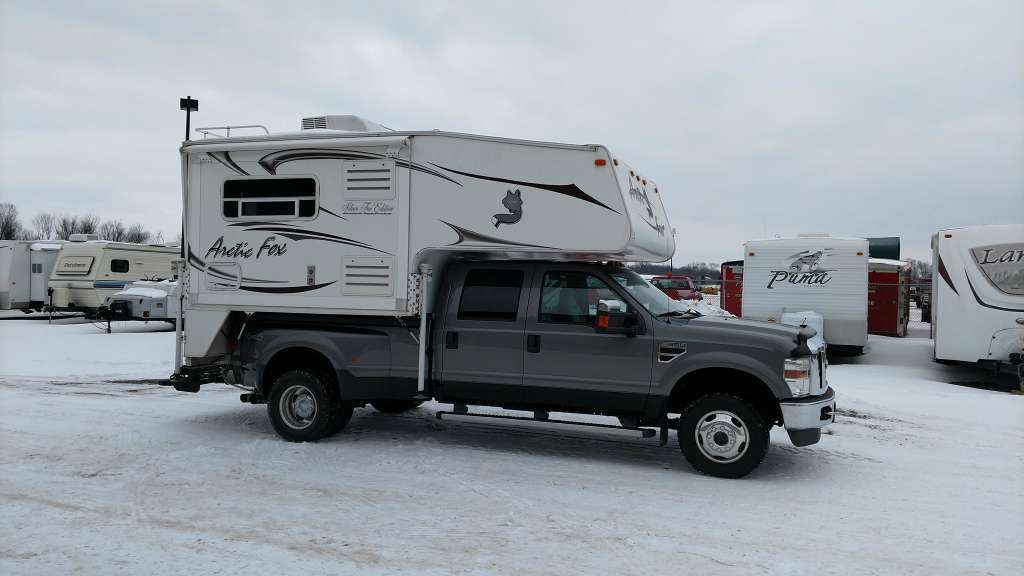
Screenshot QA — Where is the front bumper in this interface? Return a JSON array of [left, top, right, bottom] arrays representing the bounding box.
[[780, 387, 836, 447]]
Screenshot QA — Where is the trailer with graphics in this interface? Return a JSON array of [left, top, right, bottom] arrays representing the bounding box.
[[48, 240, 178, 315], [165, 115, 836, 478], [741, 235, 869, 354], [931, 224, 1023, 375]]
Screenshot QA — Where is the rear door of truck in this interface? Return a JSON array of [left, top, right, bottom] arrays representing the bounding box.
[[438, 263, 533, 403]]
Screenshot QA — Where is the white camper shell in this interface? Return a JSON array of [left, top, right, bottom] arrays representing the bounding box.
[[0, 240, 65, 310], [932, 224, 1024, 366], [48, 241, 178, 313], [179, 115, 674, 361], [103, 280, 179, 322], [741, 235, 869, 353]]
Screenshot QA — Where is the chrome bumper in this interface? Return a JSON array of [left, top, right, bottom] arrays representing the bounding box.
[[780, 387, 836, 447]]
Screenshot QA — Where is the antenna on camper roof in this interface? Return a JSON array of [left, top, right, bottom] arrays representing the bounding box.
[[179, 96, 199, 141]]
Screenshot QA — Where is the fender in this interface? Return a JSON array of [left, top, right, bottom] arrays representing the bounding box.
[[655, 349, 789, 400], [241, 327, 391, 397]]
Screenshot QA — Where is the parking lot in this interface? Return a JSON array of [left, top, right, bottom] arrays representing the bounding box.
[[0, 315, 1021, 575]]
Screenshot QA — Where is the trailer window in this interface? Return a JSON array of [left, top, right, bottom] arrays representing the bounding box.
[[222, 178, 318, 220], [111, 259, 129, 273], [539, 271, 628, 326], [458, 269, 524, 321], [32, 263, 42, 274]]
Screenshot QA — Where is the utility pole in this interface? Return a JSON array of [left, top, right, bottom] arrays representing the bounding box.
[[179, 96, 199, 141]]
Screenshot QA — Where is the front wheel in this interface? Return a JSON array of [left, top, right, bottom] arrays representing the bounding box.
[[267, 370, 351, 442], [678, 393, 769, 478]]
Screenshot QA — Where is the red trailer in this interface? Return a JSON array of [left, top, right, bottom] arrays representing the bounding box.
[[720, 260, 743, 316], [868, 258, 910, 337]]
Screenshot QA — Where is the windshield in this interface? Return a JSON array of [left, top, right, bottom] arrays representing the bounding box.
[[608, 269, 691, 317]]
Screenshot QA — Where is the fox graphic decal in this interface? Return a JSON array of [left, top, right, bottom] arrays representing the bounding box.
[[492, 189, 523, 228]]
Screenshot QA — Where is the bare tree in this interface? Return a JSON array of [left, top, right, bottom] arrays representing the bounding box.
[[31, 212, 56, 240], [124, 223, 152, 244], [55, 214, 79, 240], [0, 203, 23, 240], [99, 219, 127, 242], [78, 214, 100, 235]]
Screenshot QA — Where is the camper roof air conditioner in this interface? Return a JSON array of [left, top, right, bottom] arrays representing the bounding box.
[[69, 234, 100, 242], [301, 115, 387, 132]]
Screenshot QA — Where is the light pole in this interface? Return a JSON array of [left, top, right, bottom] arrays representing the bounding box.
[[670, 227, 677, 275], [179, 96, 198, 141]]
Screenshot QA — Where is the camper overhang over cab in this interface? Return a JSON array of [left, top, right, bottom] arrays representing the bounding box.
[[178, 115, 675, 363]]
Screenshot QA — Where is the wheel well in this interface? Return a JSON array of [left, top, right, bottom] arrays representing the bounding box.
[[667, 368, 781, 425], [261, 347, 339, 397]]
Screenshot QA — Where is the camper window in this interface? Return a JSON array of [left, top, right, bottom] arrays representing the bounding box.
[[111, 259, 129, 273], [32, 264, 42, 273], [458, 269, 524, 322], [222, 178, 318, 221]]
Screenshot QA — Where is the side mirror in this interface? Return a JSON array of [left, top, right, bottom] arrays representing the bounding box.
[[595, 308, 638, 336]]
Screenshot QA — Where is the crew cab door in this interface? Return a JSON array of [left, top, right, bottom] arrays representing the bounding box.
[[522, 266, 653, 412], [438, 264, 533, 403]]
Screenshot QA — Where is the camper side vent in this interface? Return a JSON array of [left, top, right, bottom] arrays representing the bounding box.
[[343, 160, 396, 201], [342, 257, 394, 296], [302, 116, 328, 130]]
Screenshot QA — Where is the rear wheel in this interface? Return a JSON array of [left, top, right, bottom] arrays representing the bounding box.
[[267, 370, 350, 442], [371, 399, 424, 414], [678, 393, 769, 478]]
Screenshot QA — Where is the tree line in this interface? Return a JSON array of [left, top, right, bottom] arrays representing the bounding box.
[[0, 203, 164, 244]]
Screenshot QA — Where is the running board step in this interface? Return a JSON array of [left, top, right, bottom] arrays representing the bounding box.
[[435, 409, 656, 438]]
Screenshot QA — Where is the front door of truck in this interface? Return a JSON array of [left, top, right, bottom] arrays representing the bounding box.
[[438, 264, 532, 404], [522, 267, 653, 412]]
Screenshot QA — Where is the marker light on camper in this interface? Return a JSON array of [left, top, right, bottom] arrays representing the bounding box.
[[594, 159, 606, 166]]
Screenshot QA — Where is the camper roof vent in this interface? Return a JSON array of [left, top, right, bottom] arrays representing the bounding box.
[[301, 115, 387, 133], [69, 233, 100, 242]]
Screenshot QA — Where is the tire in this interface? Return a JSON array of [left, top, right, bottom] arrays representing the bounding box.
[[371, 399, 424, 414], [678, 393, 769, 478], [267, 370, 350, 442]]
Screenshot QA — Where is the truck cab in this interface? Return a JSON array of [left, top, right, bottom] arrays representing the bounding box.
[[234, 261, 835, 478]]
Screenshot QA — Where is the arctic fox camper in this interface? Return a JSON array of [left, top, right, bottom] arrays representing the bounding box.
[[741, 235, 869, 354], [166, 115, 835, 478], [48, 240, 177, 314], [931, 224, 1023, 371], [0, 240, 64, 310]]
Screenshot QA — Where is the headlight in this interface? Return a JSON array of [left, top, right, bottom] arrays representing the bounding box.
[[784, 357, 811, 397]]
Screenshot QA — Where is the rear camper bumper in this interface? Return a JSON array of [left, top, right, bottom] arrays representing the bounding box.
[[780, 387, 836, 447]]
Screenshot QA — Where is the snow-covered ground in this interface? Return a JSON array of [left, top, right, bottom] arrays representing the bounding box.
[[0, 316, 1021, 575]]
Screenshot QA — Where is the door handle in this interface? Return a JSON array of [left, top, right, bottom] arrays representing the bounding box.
[[527, 334, 540, 353], [446, 331, 459, 349]]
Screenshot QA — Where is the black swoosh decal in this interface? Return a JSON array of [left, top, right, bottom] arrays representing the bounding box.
[[207, 152, 249, 176], [319, 206, 347, 220], [937, 254, 958, 296], [440, 220, 557, 249], [257, 148, 462, 186], [965, 271, 1024, 312], [431, 163, 620, 214], [238, 226, 391, 255], [240, 281, 336, 294]]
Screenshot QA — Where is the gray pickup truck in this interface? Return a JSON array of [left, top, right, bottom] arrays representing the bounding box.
[[228, 261, 835, 478]]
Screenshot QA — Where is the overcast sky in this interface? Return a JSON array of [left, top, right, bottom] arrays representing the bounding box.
[[1, 1, 1021, 263]]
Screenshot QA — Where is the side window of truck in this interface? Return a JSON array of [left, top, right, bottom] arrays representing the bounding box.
[[111, 259, 129, 273], [539, 272, 628, 326], [457, 269, 524, 321], [222, 178, 318, 220]]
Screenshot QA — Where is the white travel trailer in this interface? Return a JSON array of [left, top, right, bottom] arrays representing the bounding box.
[[741, 235, 869, 353], [932, 224, 1024, 369], [102, 280, 179, 322], [0, 240, 65, 310], [177, 115, 674, 364], [48, 240, 178, 314]]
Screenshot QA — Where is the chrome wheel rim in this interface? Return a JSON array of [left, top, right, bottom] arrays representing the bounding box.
[[279, 384, 317, 430], [694, 410, 749, 464]]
